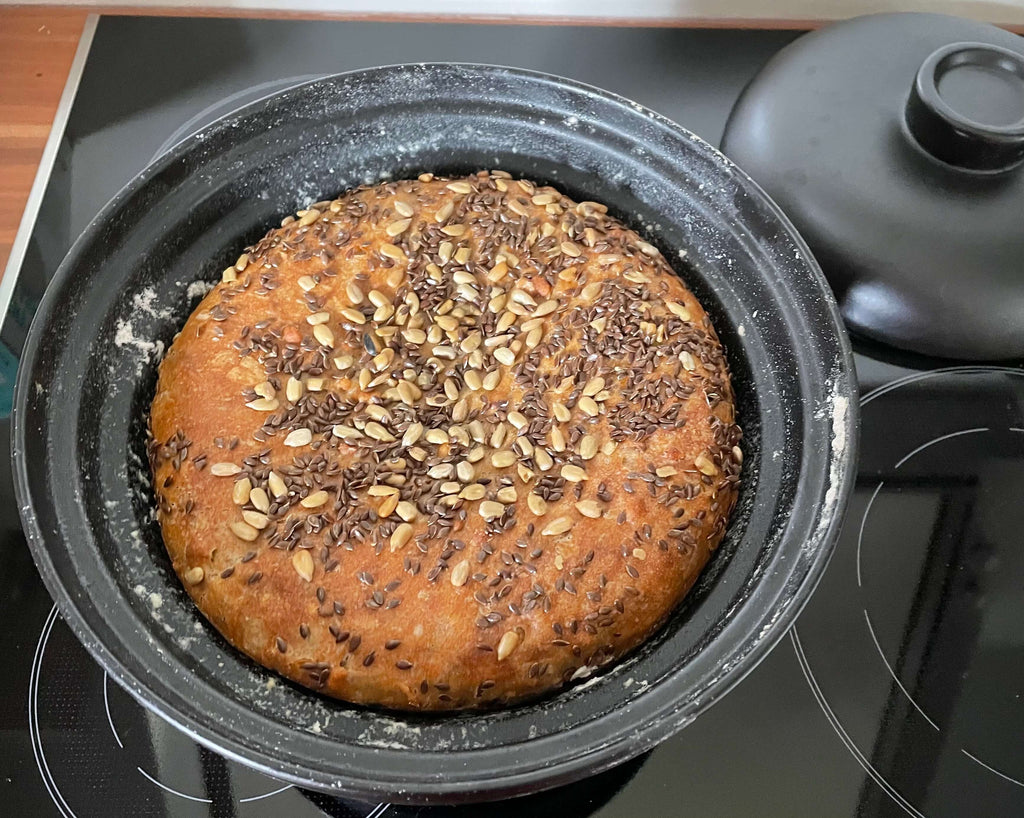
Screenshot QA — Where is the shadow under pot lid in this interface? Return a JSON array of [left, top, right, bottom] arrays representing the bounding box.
[[722, 11, 1024, 361]]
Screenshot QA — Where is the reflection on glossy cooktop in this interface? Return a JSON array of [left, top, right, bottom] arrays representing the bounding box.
[[794, 367, 1024, 817]]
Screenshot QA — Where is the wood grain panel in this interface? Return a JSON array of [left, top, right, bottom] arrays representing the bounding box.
[[0, 8, 88, 273]]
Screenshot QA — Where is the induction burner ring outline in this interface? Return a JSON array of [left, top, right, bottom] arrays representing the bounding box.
[[29, 606, 76, 818], [792, 627, 927, 818], [102, 673, 123, 748], [793, 364, 1024, 817], [31, 604, 314, 815], [860, 608, 940, 733], [856, 424, 1024, 788], [104, 663, 294, 803], [853, 425, 994, 736], [134, 765, 213, 805]]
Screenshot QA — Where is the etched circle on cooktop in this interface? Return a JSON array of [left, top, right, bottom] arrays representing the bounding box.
[[29, 607, 323, 816], [30, 607, 643, 816], [793, 366, 1024, 818], [858, 424, 1024, 777]]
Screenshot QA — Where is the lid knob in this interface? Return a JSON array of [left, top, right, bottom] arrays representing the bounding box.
[[905, 42, 1024, 172]]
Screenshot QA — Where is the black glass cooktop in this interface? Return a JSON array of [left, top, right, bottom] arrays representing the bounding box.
[[3, 15, 1023, 818]]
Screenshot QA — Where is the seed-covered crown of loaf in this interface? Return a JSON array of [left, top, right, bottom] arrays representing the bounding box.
[[149, 170, 742, 710]]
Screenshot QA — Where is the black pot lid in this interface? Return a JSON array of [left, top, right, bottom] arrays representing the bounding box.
[[722, 13, 1024, 361]]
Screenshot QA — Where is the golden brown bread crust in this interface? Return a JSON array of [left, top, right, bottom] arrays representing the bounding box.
[[149, 171, 742, 710]]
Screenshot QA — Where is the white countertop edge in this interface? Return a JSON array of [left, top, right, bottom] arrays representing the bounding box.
[[14, 0, 1024, 27]]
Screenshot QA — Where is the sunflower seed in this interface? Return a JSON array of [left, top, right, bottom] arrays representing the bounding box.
[[667, 301, 692, 321], [491, 450, 517, 468], [340, 307, 366, 325], [386, 218, 412, 237], [380, 243, 406, 261], [583, 376, 605, 397], [230, 521, 259, 542], [561, 464, 588, 482], [268, 471, 287, 498], [301, 490, 329, 508], [249, 487, 270, 513], [479, 501, 505, 521], [575, 500, 603, 518], [245, 398, 280, 412], [578, 396, 600, 417], [487, 261, 508, 282], [550, 426, 567, 452], [435, 200, 455, 221], [396, 501, 418, 522], [580, 435, 598, 460], [542, 517, 573, 536], [365, 422, 395, 442], [346, 281, 364, 304], [292, 550, 314, 582], [459, 483, 486, 501], [534, 448, 554, 471], [284, 428, 313, 447], [417, 430, 447, 449], [378, 493, 399, 517], [390, 523, 414, 551], [242, 510, 270, 529], [451, 559, 471, 587], [497, 630, 521, 661], [333, 424, 361, 440], [402, 422, 424, 447], [298, 208, 321, 227], [695, 454, 718, 475], [428, 463, 454, 479], [313, 324, 335, 347]]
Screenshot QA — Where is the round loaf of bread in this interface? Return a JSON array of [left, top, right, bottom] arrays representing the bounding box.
[[149, 171, 742, 710]]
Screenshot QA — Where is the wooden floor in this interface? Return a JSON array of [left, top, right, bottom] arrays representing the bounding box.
[[0, 8, 88, 276]]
